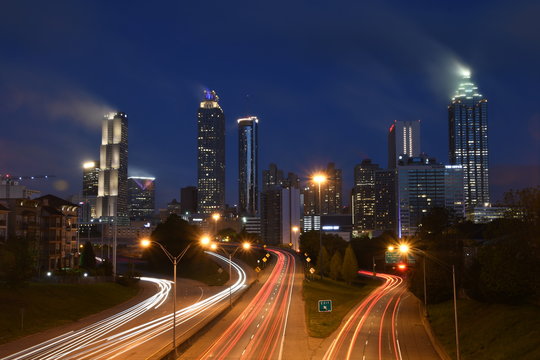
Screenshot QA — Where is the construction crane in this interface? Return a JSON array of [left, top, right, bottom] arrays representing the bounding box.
[[0, 174, 56, 198]]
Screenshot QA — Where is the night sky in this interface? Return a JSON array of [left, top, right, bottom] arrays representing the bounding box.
[[1, 0, 539, 208]]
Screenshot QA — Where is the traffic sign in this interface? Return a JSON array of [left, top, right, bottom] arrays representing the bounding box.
[[255, 266, 261, 273], [385, 251, 401, 264], [318, 300, 332, 312]]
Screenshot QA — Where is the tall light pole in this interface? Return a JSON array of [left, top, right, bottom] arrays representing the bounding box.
[[396, 243, 460, 360], [140, 238, 191, 357], [212, 213, 220, 239], [312, 174, 327, 251], [201, 237, 250, 307]]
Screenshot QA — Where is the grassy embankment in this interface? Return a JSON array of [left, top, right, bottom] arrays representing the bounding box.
[[303, 276, 381, 338], [0, 282, 139, 344], [429, 299, 540, 360]]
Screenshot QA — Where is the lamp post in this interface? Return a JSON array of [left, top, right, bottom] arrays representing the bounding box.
[[140, 238, 191, 356], [201, 237, 250, 307], [212, 213, 220, 239], [396, 243, 460, 360], [291, 226, 300, 251], [312, 174, 327, 251]]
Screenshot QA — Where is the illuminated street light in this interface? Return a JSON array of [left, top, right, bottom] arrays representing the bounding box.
[[212, 213, 220, 238], [202, 241, 251, 307], [399, 244, 409, 253], [200, 236, 211, 246], [139, 238, 191, 356], [312, 173, 327, 251], [388, 245, 395, 251]]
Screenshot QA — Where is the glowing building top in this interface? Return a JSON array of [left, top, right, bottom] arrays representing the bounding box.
[[200, 90, 221, 109], [452, 71, 483, 101]]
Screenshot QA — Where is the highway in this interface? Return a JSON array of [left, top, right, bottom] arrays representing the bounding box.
[[322, 271, 440, 360], [1, 252, 248, 360], [196, 248, 297, 360]]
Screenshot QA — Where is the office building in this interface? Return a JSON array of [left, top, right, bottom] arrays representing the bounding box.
[[128, 176, 155, 221], [82, 161, 100, 222], [260, 164, 301, 249], [96, 112, 129, 223], [449, 71, 489, 207], [397, 155, 464, 237], [180, 186, 197, 214], [238, 116, 259, 216], [388, 120, 421, 169], [197, 90, 225, 214], [352, 159, 380, 232], [303, 163, 343, 216], [374, 169, 397, 234]]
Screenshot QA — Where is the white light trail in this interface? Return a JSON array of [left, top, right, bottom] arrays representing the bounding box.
[[2, 253, 247, 360]]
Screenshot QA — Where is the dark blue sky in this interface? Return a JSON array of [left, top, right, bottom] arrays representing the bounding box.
[[1, 0, 539, 208]]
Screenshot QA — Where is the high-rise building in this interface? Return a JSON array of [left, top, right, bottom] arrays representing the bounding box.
[[128, 176, 155, 221], [352, 159, 380, 232], [374, 169, 397, 234], [260, 185, 301, 249], [238, 116, 259, 216], [82, 161, 100, 197], [260, 164, 301, 249], [81, 160, 100, 222], [262, 163, 284, 190], [303, 163, 343, 216], [197, 90, 225, 215], [449, 71, 489, 208], [180, 186, 197, 214], [388, 120, 421, 169], [397, 155, 464, 237], [96, 112, 129, 223]]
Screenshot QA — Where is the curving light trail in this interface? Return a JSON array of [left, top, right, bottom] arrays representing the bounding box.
[[323, 271, 406, 360], [2, 252, 247, 360], [198, 249, 296, 360]]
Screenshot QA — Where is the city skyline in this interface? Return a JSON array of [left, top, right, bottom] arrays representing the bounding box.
[[1, 1, 539, 208]]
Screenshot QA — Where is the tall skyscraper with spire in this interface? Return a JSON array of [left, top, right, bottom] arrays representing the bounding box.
[[96, 112, 129, 222], [448, 70, 489, 208], [197, 90, 225, 214], [238, 116, 259, 216]]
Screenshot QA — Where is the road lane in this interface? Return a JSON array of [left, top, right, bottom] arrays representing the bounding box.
[[197, 248, 296, 360], [322, 271, 440, 360]]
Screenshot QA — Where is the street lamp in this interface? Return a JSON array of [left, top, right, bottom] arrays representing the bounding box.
[[140, 238, 191, 356], [201, 239, 251, 307], [212, 213, 220, 239], [312, 173, 327, 251], [396, 243, 460, 360], [291, 226, 300, 251]]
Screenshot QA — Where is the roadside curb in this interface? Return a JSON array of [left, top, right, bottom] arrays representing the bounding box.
[[416, 298, 452, 360]]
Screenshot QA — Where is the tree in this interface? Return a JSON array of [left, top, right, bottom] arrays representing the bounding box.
[[329, 251, 343, 280], [341, 245, 359, 285], [80, 241, 96, 270], [316, 246, 330, 278]]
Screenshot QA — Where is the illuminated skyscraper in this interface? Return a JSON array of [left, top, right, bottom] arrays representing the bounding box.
[[388, 120, 421, 169], [352, 159, 379, 232], [128, 176, 155, 221], [82, 160, 100, 221], [82, 161, 100, 197], [197, 90, 225, 215], [238, 116, 259, 216], [96, 112, 129, 222], [449, 71, 489, 207]]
